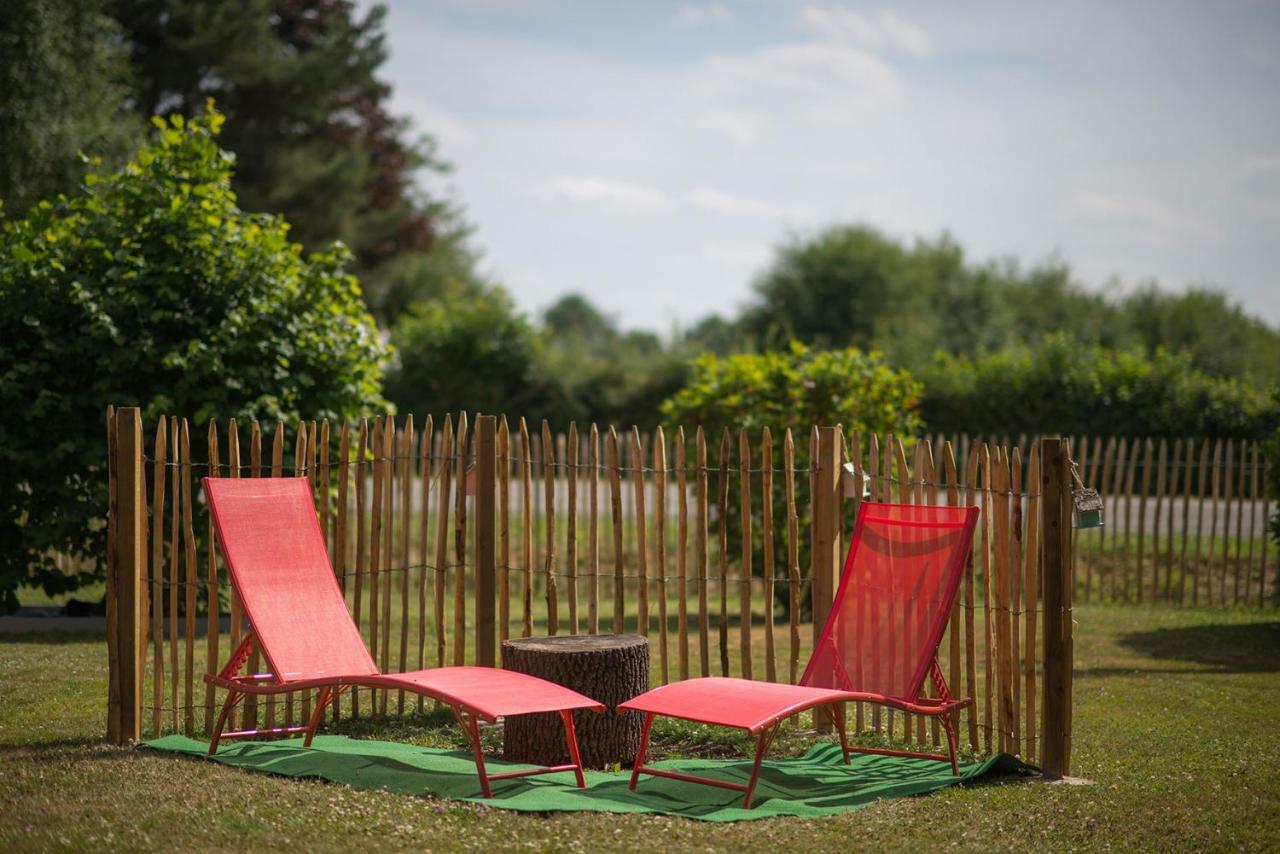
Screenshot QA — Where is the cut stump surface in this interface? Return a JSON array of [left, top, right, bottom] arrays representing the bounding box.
[[502, 634, 648, 769]]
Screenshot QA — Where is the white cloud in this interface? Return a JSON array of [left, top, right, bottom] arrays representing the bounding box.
[[1064, 190, 1223, 245], [695, 109, 766, 146], [534, 176, 673, 211], [674, 2, 732, 27], [685, 188, 804, 218], [800, 6, 932, 58], [695, 42, 901, 106]]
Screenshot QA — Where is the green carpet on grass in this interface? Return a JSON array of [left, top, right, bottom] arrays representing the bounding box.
[[143, 734, 1031, 822]]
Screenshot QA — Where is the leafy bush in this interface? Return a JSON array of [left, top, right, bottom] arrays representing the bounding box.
[[0, 105, 388, 609], [661, 344, 921, 616], [661, 342, 922, 439], [918, 335, 1277, 440]]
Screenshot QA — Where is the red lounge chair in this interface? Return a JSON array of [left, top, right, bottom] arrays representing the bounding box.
[[202, 477, 604, 797], [619, 501, 979, 808]]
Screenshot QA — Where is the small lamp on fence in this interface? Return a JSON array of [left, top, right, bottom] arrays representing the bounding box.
[[1070, 462, 1104, 529]]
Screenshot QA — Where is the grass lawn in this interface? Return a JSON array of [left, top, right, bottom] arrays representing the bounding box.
[[2, 604, 1278, 851]]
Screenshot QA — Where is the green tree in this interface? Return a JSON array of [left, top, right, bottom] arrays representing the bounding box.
[[385, 289, 564, 422], [112, 0, 465, 312], [0, 0, 141, 215], [918, 335, 1276, 439], [0, 106, 388, 609]]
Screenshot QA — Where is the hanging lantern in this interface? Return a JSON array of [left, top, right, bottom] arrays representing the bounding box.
[[1070, 461, 1104, 529]]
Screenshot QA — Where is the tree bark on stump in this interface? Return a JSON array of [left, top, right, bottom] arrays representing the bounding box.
[[502, 634, 648, 769]]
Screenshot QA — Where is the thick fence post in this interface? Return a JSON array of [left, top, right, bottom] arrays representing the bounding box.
[[1040, 437, 1074, 777], [474, 415, 497, 667], [109, 406, 146, 745], [810, 426, 842, 731]]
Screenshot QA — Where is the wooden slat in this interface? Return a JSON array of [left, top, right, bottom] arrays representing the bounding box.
[[518, 418, 533, 637], [587, 423, 600, 635], [453, 413, 468, 665], [1164, 438, 1181, 600], [1208, 439, 1223, 604], [106, 407, 119, 740], [566, 422, 579, 635], [607, 426, 625, 635], [149, 417, 167, 735], [1134, 438, 1152, 604], [1233, 439, 1247, 604], [717, 429, 731, 678], [963, 440, 980, 751], [761, 427, 776, 685], [676, 426, 690, 680], [498, 417, 510, 642], [631, 427, 648, 639], [397, 416, 414, 713], [168, 417, 180, 733], [784, 429, 800, 687], [1221, 438, 1236, 604], [980, 443, 993, 754], [180, 419, 197, 735], [435, 416, 454, 663], [296, 423, 313, 725], [351, 420, 368, 718], [543, 421, 559, 636], [922, 439, 939, 746], [1009, 447, 1023, 753], [1024, 441, 1040, 758], [1248, 442, 1260, 605], [1120, 439, 1138, 602], [654, 426, 669, 683], [368, 417, 384, 715], [1262, 453, 1273, 607], [738, 428, 753, 681], [381, 417, 397, 715], [944, 442, 961, 745], [1191, 438, 1210, 605], [848, 430, 863, 732], [866, 434, 882, 734], [203, 420, 220, 734], [417, 416, 432, 709], [1094, 437, 1116, 602], [696, 427, 710, 676], [1176, 437, 1193, 604], [894, 436, 912, 742], [992, 447, 1013, 754]]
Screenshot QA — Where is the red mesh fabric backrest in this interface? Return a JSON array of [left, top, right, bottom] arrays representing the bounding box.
[[204, 477, 377, 682], [801, 501, 978, 701]]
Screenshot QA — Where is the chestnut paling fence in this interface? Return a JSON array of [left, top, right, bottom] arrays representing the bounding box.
[[107, 405, 1112, 776]]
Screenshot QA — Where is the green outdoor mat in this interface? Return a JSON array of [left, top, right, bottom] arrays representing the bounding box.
[[143, 734, 1031, 822]]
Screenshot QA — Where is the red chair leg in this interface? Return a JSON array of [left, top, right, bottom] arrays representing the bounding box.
[[833, 703, 851, 764], [741, 722, 779, 809], [455, 707, 493, 798], [208, 690, 242, 756], [303, 687, 332, 748], [943, 712, 960, 776], [628, 712, 656, 790], [560, 710, 587, 788]]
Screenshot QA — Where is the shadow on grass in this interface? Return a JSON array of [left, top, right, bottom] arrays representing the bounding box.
[[1089, 621, 1280, 676], [0, 630, 105, 645]]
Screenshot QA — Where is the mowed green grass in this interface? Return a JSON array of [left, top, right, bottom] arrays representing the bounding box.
[[2, 604, 1278, 851]]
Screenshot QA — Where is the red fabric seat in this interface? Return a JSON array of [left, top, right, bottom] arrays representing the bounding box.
[[620, 501, 979, 808], [202, 477, 603, 798]]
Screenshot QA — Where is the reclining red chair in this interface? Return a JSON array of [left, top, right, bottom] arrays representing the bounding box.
[[620, 501, 979, 808], [202, 477, 604, 797]]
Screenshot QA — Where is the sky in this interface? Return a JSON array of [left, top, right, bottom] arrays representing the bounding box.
[[368, 0, 1280, 332]]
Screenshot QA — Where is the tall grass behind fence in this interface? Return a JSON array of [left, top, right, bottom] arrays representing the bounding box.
[[106, 406, 1100, 773]]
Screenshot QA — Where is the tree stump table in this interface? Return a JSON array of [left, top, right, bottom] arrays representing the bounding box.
[[502, 634, 648, 769]]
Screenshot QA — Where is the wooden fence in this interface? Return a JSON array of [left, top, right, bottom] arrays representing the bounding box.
[[105, 406, 1087, 775]]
